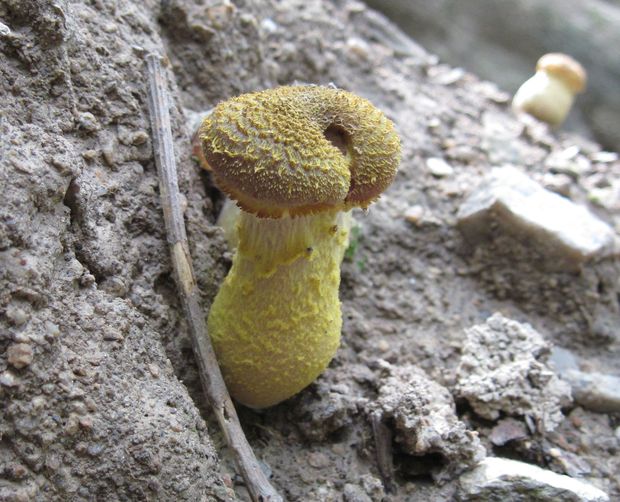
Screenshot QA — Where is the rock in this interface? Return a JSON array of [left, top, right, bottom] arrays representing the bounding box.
[[548, 346, 580, 373], [5, 306, 29, 326], [427, 157, 455, 177], [343, 483, 372, 502], [561, 370, 620, 414], [0, 371, 19, 387], [489, 418, 528, 447], [456, 313, 572, 432], [457, 166, 616, 271], [294, 386, 360, 442], [7, 343, 34, 369], [589, 151, 618, 164], [370, 363, 486, 483], [549, 348, 620, 413], [403, 204, 441, 227], [77, 112, 100, 133], [403, 204, 424, 224], [458, 457, 609, 502]]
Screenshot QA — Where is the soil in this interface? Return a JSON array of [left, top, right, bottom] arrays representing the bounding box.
[[1, 0, 619, 501]]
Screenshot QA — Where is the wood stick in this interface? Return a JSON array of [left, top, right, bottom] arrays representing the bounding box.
[[145, 54, 282, 502]]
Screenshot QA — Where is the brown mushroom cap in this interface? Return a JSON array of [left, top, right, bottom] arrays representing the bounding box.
[[199, 85, 401, 218], [536, 53, 587, 94]]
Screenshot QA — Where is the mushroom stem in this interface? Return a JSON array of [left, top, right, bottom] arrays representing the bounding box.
[[208, 209, 351, 408], [512, 72, 575, 127]]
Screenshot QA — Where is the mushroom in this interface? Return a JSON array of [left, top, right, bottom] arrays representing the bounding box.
[[198, 85, 400, 408], [512, 53, 586, 127]]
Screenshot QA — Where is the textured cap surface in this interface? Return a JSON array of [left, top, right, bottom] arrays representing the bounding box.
[[199, 85, 401, 217], [536, 53, 587, 93]]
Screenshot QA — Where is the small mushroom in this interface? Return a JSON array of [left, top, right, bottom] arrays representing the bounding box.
[[199, 85, 400, 408], [512, 53, 586, 127]]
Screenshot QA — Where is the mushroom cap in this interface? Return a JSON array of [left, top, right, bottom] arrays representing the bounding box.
[[199, 85, 401, 218], [536, 53, 587, 94]]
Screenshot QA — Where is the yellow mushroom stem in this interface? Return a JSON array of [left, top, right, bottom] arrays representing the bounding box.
[[208, 209, 351, 408]]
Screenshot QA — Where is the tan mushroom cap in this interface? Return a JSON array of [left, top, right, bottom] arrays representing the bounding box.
[[536, 53, 587, 94], [199, 85, 401, 218]]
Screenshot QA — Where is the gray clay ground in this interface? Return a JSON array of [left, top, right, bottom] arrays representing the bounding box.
[[1, 0, 619, 501]]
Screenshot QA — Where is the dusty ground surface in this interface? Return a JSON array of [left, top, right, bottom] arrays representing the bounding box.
[[1, 0, 619, 501]]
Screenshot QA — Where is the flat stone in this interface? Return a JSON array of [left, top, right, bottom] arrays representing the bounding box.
[[458, 457, 609, 502], [561, 370, 620, 413], [457, 166, 616, 271], [490, 418, 528, 446]]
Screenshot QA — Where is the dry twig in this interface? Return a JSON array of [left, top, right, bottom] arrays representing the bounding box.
[[145, 54, 282, 502]]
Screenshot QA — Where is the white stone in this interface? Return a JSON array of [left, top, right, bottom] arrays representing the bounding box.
[[0, 22, 11, 36], [426, 157, 454, 177], [457, 166, 616, 271], [561, 370, 620, 414], [260, 18, 278, 33], [403, 205, 424, 224], [0, 371, 19, 387], [459, 457, 609, 502], [590, 151, 618, 163]]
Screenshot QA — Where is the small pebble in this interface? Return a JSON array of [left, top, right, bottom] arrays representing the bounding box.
[[44, 321, 60, 340], [490, 418, 528, 446], [82, 149, 99, 161], [0, 370, 19, 387], [131, 131, 149, 145], [429, 66, 465, 85], [589, 151, 617, 163], [102, 22, 118, 33], [346, 37, 370, 60], [377, 339, 390, 352], [260, 18, 278, 33], [427, 157, 454, 177], [7, 343, 34, 369], [403, 205, 424, 224], [101, 141, 116, 166], [79, 416, 93, 430], [307, 451, 330, 468], [6, 306, 29, 326], [64, 414, 81, 435], [77, 112, 99, 133]]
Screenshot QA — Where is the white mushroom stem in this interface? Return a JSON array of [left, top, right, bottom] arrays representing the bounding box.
[[216, 197, 242, 249], [512, 71, 576, 127], [216, 197, 354, 252]]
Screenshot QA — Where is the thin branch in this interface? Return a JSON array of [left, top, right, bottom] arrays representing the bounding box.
[[145, 54, 282, 502]]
